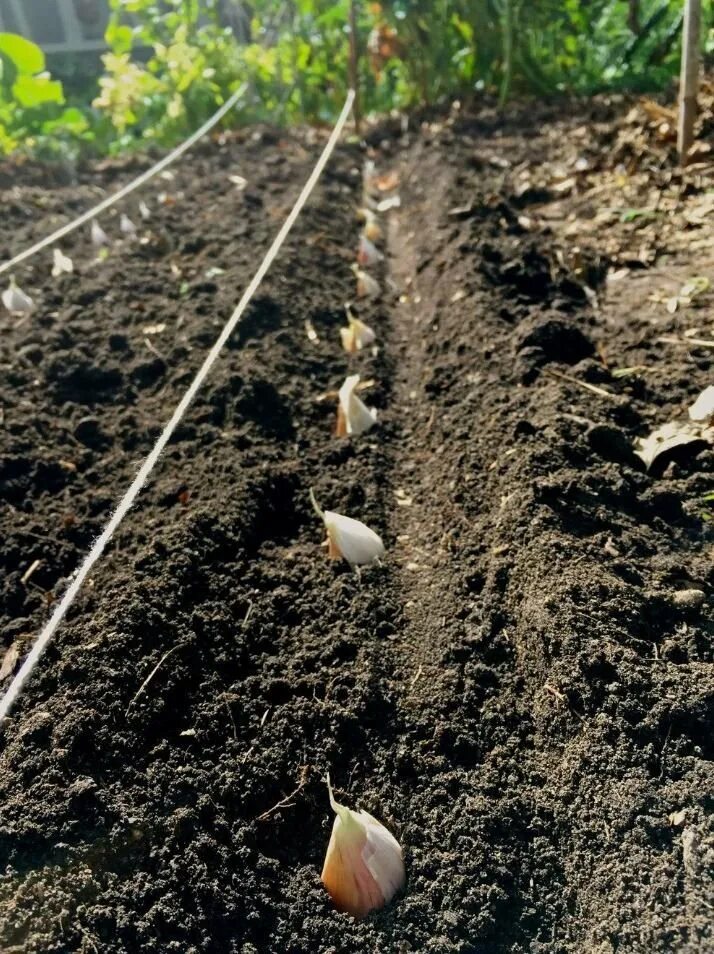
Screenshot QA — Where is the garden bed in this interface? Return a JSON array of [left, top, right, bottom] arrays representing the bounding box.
[[0, 100, 712, 952]]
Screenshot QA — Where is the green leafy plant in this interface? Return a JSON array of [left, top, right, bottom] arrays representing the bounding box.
[[0, 32, 87, 155], [0, 1, 700, 157], [96, 0, 244, 149]]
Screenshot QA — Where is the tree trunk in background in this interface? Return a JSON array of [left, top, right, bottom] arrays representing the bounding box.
[[677, 0, 701, 163]]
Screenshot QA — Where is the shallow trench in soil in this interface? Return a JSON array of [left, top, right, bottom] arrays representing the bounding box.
[[0, 107, 713, 953]]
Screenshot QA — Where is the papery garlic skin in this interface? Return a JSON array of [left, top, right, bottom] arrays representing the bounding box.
[[52, 248, 74, 277], [91, 220, 109, 246], [340, 317, 376, 353], [139, 201, 151, 220], [338, 374, 377, 436], [321, 777, 405, 919], [689, 385, 714, 422], [120, 213, 137, 236], [323, 510, 384, 565], [358, 234, 384, 267], [2, 280, 34, 314]]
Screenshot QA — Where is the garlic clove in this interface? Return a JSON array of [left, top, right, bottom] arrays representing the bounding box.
[[357, 207, 383, 243], [357, 234, 384, 267], [91, 220, 109, 246], [51, 248, 73, 277], [139, 200, 151, 220], [120, 213, 137, 236], [2, 278, 34, 314], [689, 385, 714, 422], [353, 265, 381, 299], [309, 490, 384, 566], [321, 775, 405, 918], [340, 314, 376, 353], [324, 510, 384, 565], [337, 374, 377, 436]]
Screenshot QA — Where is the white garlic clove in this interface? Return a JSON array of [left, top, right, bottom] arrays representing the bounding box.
[[2, 279, 34, 314], [337, 374, 377, 436], [321, 775, 405, 918]]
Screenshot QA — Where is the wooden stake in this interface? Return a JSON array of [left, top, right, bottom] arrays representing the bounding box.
[[349, 0, 361, 135], [677, 0, 701, 163]]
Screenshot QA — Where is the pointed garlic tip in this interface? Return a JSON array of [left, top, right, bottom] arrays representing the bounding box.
[[309, 487, 324, 519], [51, 247, 74, 277], [321, 775, 405, 919], [355, 267, 381, 299], [120, 213, 137, 236], [2, 278, 34, 314], [139, 200, 151, 220], [322, 510, 384, 566], [91, 220, 109, 246], [357, 234, 384, 267], [689, 385, 714, 423], [340, 314, 376, 354], [337, 374, 377, 437]]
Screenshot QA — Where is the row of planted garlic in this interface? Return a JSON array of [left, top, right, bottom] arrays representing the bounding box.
[[3, 168, 404, 920], [315, 164, 406, 920], [2, 205, 150, 315]]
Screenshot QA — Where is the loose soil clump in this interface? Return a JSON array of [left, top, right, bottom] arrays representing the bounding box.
[[0, 102, 712, 953]]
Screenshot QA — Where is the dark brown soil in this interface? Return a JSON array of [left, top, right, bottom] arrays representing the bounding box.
[[0, 103, 712, 954]]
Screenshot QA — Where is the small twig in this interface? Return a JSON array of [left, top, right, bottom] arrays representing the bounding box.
[[257, 766, 309, 821], [544, 683, 585, 722], [125, 644, 182, 715], [658, 335, 714, 349], [219, 692, 238, 740], [409, 664, 423, 689], [143, 336, 167, 362], [20, 559, 42, 585], [658, 722, 672, 780], [544, 368, 621, 401]]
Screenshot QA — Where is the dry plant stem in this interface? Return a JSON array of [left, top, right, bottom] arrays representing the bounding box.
[[658, 335, 714, 349], [0, 83, 247, 277], [257, 766, 309, 821], [677, 0, 701, 162], [0, 90, 355, 725], [125, 645, 182, 716], [543, 368, 620, 401]]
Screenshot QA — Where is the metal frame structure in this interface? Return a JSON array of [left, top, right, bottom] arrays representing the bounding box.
[[0, 0, 110, 54]]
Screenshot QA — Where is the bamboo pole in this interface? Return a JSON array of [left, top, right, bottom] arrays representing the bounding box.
[[677, 0, 701, 163], [349, 0, 362, 135]]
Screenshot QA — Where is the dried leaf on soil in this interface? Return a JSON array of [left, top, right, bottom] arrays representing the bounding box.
[[689, 386, 714, 423], [634, 420, 714, 469]]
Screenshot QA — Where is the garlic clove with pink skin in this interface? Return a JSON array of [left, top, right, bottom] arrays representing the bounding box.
[[336, 374, 377, 437], [352, 264, 381, 299], [340, 314, 376, 354], [357, 234, 384, 267], [2, 278, 34, 314], [321, 775, 405, 918]]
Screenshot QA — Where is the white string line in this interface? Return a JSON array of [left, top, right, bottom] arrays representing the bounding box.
[[0, 89, 355, 723], [0, 83, 247, 278]]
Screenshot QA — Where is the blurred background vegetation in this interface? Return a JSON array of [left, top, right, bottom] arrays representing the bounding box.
[[0, 0, 710, 158]]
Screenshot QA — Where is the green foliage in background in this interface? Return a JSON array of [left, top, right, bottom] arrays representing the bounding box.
[[0, 32, 87, 154], [0, 0, 709, 157], [95, 0, 243, 150]]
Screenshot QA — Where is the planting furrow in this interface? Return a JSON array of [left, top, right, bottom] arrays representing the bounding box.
[[360, 115, 714, 951]]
